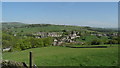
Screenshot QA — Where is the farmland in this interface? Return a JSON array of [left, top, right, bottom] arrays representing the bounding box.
[[2, 22, 119, 67], [3, 45, 118, 66]]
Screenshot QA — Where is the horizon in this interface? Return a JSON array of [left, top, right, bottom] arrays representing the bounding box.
[[2, 2, 118, 28], [1, 22, 118, 29]]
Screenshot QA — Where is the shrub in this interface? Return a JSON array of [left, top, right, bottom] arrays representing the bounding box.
[[106, 39, 118, 44], [91, 39, 101, 45]]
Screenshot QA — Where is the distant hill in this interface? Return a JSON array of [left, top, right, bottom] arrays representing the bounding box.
[[2, 22, 24, 24], [87, 27, 118, 32], [2, 22, 118, 35], [2, 22, 26, 29]]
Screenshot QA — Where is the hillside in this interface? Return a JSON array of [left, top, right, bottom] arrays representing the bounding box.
[[2, 22, 119, 67], [2, 22, 118, 50], [2, 22, 26, 30], [2, 22, 117, 35], [1, 22, 90, 36]]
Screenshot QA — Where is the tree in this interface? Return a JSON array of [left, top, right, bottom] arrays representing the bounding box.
[[2, 40, 12, 48], [29, 38, 44, 48], [14, 39, 31, 50], [43, 37, 53, 47]]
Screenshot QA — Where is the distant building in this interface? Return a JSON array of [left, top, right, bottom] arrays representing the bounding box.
[[33, 32, 62, 38], [14, 34, 17, 36], [3, 47, 11, 52]]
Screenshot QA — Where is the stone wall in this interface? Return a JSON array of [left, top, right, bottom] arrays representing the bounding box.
[[1, 60, 28, 68]]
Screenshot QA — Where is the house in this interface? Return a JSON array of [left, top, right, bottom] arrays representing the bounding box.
[[3, 47, 11, 52], [33, 32, 62, 38], [14, 34, 17, 36], [53, 39, 58, 46]]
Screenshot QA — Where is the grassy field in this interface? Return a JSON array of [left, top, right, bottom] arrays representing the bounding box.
[[10, 25, 90, 34], [3, 45, 118, 66]]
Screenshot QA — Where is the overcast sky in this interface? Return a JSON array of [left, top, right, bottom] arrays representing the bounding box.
[[2, 2, 118, 28]]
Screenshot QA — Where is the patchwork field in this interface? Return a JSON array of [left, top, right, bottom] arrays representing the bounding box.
[[3, 45, 118, 66]]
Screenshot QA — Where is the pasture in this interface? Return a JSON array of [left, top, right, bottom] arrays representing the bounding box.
[[3, 45, 118, 66]]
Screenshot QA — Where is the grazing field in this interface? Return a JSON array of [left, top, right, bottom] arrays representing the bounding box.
[[9, 25, 89, 34], [3, 45, 118, 66]]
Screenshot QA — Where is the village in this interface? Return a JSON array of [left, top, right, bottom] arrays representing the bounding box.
[[32, 31, 118, 46], [2, 29, 118, 52]]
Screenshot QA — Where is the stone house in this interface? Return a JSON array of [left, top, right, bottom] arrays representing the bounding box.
[[3, 47, 11, 52], [33, 32, 62, 38]]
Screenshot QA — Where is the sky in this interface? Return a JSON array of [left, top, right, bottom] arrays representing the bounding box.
[[1, 0, 119, 2], [0, 3, 1, 23], [2, 2, 118, 28]]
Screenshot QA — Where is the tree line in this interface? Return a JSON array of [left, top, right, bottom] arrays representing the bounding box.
[[2, 33, 53, 52]]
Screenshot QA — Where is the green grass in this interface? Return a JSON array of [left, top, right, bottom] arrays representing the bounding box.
[[78, 35, 109, 42], [3, 45, 118, 66], [67, 44, 118, 47], [10, 25, 89, 34]]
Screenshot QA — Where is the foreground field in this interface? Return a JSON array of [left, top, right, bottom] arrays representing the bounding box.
[[3, 45, 118, 66]]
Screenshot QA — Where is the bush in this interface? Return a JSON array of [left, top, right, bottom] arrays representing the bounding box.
[[91, 39, 101, 45], [106, 39, 118, 44]]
